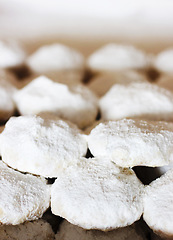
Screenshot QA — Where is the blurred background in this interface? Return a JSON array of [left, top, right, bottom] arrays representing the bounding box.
[[0, 0, 173, 54]]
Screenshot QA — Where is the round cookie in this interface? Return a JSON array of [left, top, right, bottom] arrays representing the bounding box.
[[99, 82, 173, 121], [87, 70, 148, 97], [88, 119, 173, 168], [154, 48, 173, 74], [0, 115, 87, 177], [143, 169, 173, 239], [51, 157, 144, 230], [55, 220, 148, 240], [13, 76, 98, 129], [87, 44, 149, 74], [0, 219, 54, 240], [0, 40, 26, 69], [0, 161, 50, 225], [26, 43, 85, 83]]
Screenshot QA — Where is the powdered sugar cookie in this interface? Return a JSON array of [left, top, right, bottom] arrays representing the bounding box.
[[154, 48, 173, 74], [51, 157, 144, 230], [13, 76, 98, 128], [99, 82, 173, 121], [87, 70, 148, 97], [87, 44, 149, 74], [0, 41, 26, 69], [0, 161, 50, 225], [26, 43, 85, 83], [55, 220, 148, 240], [0, 115, 87, 177], [88, 119, 173, 168], [0, 219, 54, 240], [143, 169, 173, 239]]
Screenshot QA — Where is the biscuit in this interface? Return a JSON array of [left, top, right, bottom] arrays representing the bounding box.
[[99, 82, 173, 121], [51, 157, 144, 230], [87, 71, 148, 97], [154, 48, 173, 74], [143, 169, 173, 239], [55, 220, 148, 240], [0, 219, 54, 240], [0, 41, 26, 69], [88, 119, 173, 167], [13, 76, 98, 128], [26, 43, 85, 83], [0, 161, 50, 225], [0, 115, 87, 177], [87, 44, 149, 74]]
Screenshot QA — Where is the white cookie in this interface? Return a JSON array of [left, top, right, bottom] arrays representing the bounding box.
[[87, 70, 148, 97], [0, 77, 17, 122], [51, 157, 144, 230], [99, 82, 173, 121], [13, 76, 98, 128], [154, 48, 173, 74], [26, 43, 85, 83], [55, 220, 147, 240], [88, 119, 173, 167], [0, 219, 54, 240], [0, 115, 87, 177], [0, 41, 26, 68], [0, 161, 50, 225], [143, 169, 173, 239], [87, 44, 149, 73]]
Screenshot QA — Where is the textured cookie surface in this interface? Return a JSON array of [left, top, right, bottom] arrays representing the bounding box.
[[0, 115, 87, 177], [51, 157, 144, 230], [0, 40, 25, 68], [55, 220, 148, 240], [143, 169, 173, 238], [99, 82, 173, 121], [88, 119, 173, 167], [14, 76, 98, 128], [87, 44, 149, 73], [0, 161, 50, 225], [0, 219, 54, 240]]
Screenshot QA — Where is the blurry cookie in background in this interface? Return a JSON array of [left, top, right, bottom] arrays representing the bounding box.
[[26, 43, 85, 84], [154, 48, 173, 75], [87, 70, 148, 97], [86, 43, 151, 75]]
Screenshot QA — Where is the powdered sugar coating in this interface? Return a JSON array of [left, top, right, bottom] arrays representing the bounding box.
[[154, 48, 173, 74], [26, 43, 84, 74], [13, 76, 98, 129], [143, 169, 173, 238], [0, 41, 26, 68], [0, 161, 50, 225], [87, 44, 149, 73], [100, 82, 173, 121], [0, 219, 54, 240], [51, 157, 144, 230], [0, 115, 87, 177], [55, 220, 147, 240], [88, 119, 173, 167]]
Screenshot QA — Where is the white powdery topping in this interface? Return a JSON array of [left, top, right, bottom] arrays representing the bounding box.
[[0, 115, 87, 177], [143, 169, 173, 238], [0, 78, 17, 121], [13, 76, 98, 129], [51, 157, 144, 230], [55, 220, 147, 240], [0, 161, 50, 225], [88, 119, 173, 167], [26, 43, 85, 73], [87, 44, 149, 72], [87, 70, 148, 97], [154, 48, 173, 73], [0, 219, 54, 240], [0, 41, 26, 68], [99, 82, 173, 121]]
